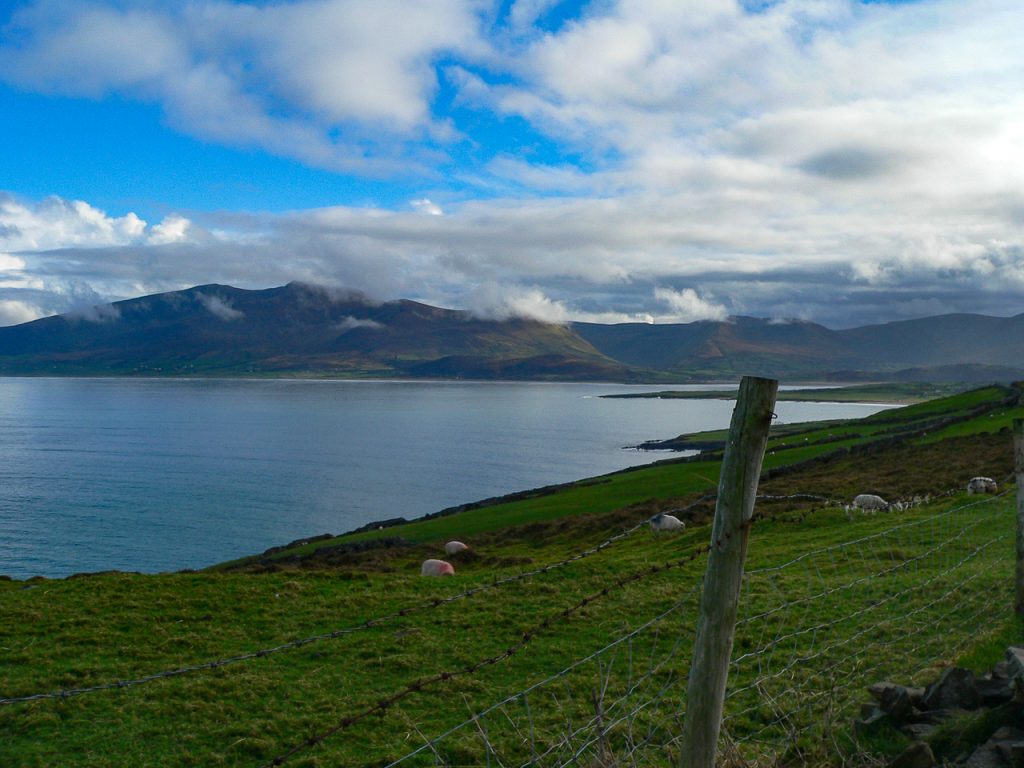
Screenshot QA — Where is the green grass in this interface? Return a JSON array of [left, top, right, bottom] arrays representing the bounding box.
[[3, 494, 1014, 767], [2, 384, 1022, 767]]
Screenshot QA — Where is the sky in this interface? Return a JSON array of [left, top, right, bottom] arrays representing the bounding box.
[[0, 0, 1022, 329]]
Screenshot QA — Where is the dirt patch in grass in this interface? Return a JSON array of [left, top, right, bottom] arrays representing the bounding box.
[[759, 429, 1014, 502]]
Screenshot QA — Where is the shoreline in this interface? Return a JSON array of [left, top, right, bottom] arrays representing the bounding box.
[[1, 381, 987, 580], [600, 382, 969, 405]]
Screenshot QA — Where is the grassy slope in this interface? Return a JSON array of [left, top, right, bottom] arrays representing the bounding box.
[[2, 385, 1022, 767], [219, 385, 1015, 565]]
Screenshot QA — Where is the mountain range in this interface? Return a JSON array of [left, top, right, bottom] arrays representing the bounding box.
[[1, 281, 1022, 382]]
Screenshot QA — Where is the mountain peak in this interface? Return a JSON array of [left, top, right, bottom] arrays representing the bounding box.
[[2, 282, 1024, 382]]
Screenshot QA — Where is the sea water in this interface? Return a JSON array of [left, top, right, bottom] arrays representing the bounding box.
[[0, 378, 895, 578]]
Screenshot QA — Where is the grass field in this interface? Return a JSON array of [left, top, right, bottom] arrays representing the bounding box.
[[2, 384, 1022, 767]]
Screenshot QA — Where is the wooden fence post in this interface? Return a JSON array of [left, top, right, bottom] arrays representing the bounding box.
[[1014, 419, 1024, 617], [679, 375, 778, 768]]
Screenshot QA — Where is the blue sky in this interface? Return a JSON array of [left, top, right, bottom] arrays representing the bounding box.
[[0, 0, 605, 217], [1, 0, 1022, 328]]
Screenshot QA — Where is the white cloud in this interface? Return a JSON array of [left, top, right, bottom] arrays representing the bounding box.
[[0, 253, 26, 271], [197, 293, 243, 321], [654, 287, 728, 322], [336, 316, 384, 332], [0, 194, 202, 254], [0, 299, 41, 326], [570, 309, 656, 325], [0, 194, 147, 250], [411, 198, 444, 216], [67, 302, 121, 323], [0, 0, 485, 173], [148, 214, 192, 245], [239, 0, 479, 129], [466, 282, 570, 323], [489, 0, 1023, 154], [4, 187, 1024, 330], [506, 0, 563, 32], [2, 2, 1024, 328]]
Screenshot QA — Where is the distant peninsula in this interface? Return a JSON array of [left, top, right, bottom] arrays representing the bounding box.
[[601, 383, 967, 404]]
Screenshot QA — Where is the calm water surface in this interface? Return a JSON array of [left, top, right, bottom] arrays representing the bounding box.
[[0, 378, 895, 578]]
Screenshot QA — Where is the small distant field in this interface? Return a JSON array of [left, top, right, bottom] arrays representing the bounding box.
[[601, 382, 969, 403], [1, 383, 1021, 767]]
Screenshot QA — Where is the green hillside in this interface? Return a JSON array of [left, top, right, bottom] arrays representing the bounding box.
[[2, 384, 1022, 767], [0, 282, 636, 380]]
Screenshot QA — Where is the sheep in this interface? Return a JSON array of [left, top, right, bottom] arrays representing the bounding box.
[[445, 540, 469, 556], [852, 494, 889, 512], [421, 559, 455, 577], [967, 477, 998, 495], [649, 513, 685, 532]]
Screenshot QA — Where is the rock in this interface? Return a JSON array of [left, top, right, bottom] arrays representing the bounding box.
[[855, 707, 891, 735], [1007, 648, 1024, 679], [998, 743, 1024, 768], [921, 668, 980, 711], [965, 746, 1005, 768], [870, 681, 900, 701], [905, 707, 962, 725], [993, 729, 1024, 746], [993, 661, 1013, 680], [977, 677, 1015, 707], [872, 684, 929, 704], [961, 727, 1024, 768], [881, 685, 915, 723], [900, 723, 936, 741], [891, 741, 936, 768], [870, 681, 924, 706]]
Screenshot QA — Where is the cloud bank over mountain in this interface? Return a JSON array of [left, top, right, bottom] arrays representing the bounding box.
[[0, 0, 1022, 328]]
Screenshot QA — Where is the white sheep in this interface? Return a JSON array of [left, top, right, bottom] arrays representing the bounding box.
[[649, 513, 685, 532], [967, 477, 998, 494], [421, 559, 455, 577], [853, 494, 889, 512], [445, 540, 469, 556]]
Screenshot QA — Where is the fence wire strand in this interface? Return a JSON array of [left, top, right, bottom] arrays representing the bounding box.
[[368, 489, 1012, 768], [1, 503, 691, 707], [3, 482, 1012, 768], [3, 491, 830, 708], [261, 530, 727, 767]]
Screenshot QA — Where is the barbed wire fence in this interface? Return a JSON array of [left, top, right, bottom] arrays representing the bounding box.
[[0, 503, 700, 706], [274, 383, 1013, 768], [720, 490, 1011, 761], [0, 491, 831, 708], [4, 379, 1018, 768], [345, 490, 1012, 768]]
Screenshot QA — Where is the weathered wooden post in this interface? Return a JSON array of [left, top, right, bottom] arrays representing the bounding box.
[[679, 375, 778, 768], [1014, 419, 1024, 616]]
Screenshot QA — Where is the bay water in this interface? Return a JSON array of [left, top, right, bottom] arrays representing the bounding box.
[[0, 378, 894, 579]]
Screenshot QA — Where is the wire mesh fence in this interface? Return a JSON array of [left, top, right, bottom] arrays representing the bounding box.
[[1, 487, 1012, 768], [364, 490, 1013, 768], [720, 491, 1012, 762], [382, 586, 701, 768]]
